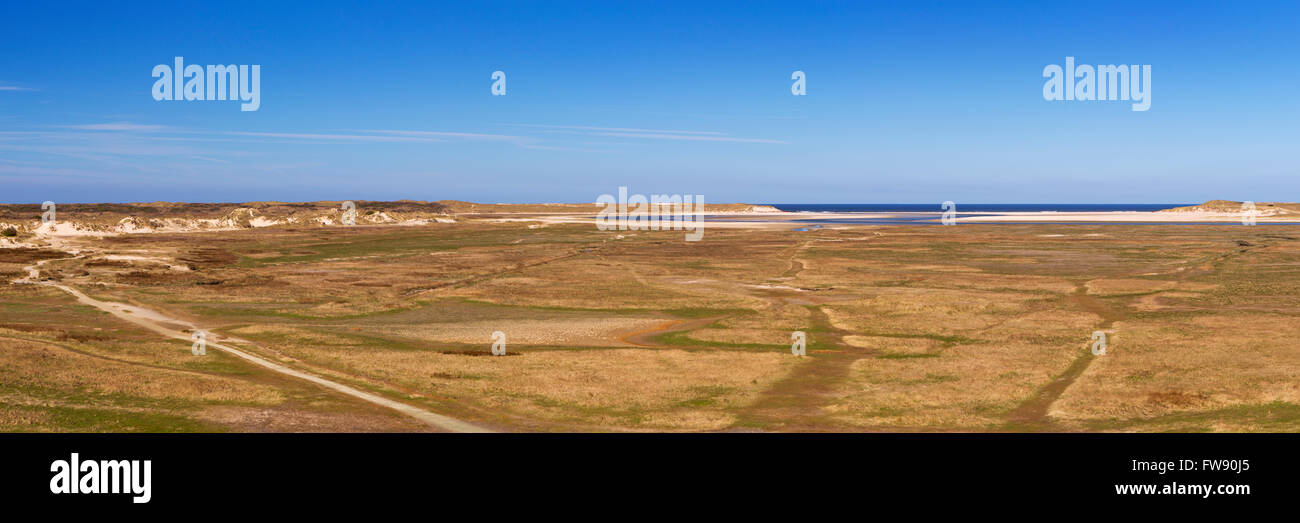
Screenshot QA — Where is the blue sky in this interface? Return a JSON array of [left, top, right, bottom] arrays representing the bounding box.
[[1, 1, 1297, 204]]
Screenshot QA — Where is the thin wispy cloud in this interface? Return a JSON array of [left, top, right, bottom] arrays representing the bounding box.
[[233, 129, 544, 147], [0, 118, 781, 198], [226, 131, 444, 143], [359, 130, 524, 141], [0, 131, 57, 139], [59, 122, 169, 132], [503, 123, 787, 144], [589, 131, 787, 144], [522, 144, 618, 153], [505, 123, 726, 135], [225, 130, 529, 144], [15, 123, 781, 149]]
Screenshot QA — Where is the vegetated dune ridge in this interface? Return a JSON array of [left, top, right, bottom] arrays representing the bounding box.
[[1159, 200, 1300, 215], [0, 201, 456, 238], [0, 200, 783, 240]]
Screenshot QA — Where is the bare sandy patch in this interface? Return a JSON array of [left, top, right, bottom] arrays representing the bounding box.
[[842, 335, 938, 354], [686, 328, 789, 346], [384, 318, 667, 346], [1085, 278, 1178, 295]]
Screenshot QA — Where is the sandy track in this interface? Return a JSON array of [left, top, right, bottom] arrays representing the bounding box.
[[14, 258, 491, 433]]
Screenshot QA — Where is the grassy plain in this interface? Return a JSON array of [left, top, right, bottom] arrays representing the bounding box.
[[2, 215, 1298, 432]]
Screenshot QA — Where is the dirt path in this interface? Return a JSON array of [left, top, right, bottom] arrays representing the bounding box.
[[619, 316, 725, 347], [733, 303, 879, 430], [734, 239, 875, 429], [778, 240, 813, 278], [782, 259, 805, 278], [1005, 282, 1122, 426], [14, 258, 492, 433], [1004, 236, 1270, 428]]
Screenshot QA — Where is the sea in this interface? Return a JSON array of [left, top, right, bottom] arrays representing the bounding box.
[[746, 204, 1295, 226], [767, 204, 1185, 213]]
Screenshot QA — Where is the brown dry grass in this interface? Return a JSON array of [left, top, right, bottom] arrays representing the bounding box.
[[5, 219, 1298, 432]]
